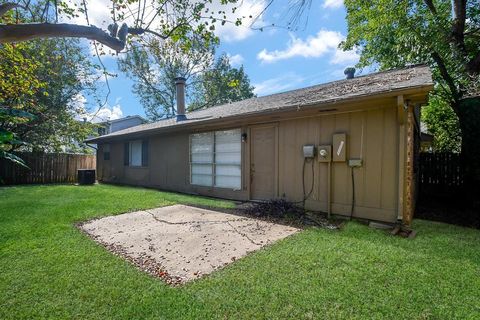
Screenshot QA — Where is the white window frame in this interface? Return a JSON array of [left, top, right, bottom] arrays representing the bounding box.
[[190, 129, 242, 190]]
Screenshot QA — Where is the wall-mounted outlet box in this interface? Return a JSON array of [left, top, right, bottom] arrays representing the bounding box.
[[348, 159, 363, 167], [317, 145, 332, 162], [303, 144, 315, 158]]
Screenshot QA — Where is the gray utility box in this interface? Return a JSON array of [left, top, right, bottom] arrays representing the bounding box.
[[78, 169, 96, 185]]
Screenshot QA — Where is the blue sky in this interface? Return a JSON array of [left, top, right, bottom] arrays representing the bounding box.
[[84, 0, 360, 121]]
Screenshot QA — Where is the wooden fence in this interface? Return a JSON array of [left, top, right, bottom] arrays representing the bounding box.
[[0, 152, 96, 185], [419, 152, 464, 195]]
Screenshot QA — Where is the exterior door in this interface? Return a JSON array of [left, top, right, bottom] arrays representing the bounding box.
[[250, 125, 277, 200]]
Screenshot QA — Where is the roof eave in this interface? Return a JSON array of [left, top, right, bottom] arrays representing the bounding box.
[[86, 83, 433, 144]]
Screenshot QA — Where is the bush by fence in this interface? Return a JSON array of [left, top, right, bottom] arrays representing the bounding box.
[[0, 152, 96, 185]]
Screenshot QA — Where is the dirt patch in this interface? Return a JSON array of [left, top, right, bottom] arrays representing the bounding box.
[[79, 205, 299, 285]]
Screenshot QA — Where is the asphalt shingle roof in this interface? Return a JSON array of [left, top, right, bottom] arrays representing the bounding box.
[[88, 64, 432, 142]]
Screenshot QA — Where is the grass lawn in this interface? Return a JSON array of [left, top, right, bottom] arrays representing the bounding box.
[[1, 184, 480, 319]]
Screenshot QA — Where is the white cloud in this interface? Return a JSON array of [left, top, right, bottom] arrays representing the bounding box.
[[330, 48, 359, 65], [77, 97, 124, 123], [227, 53, 244, 66], [69, 93, 87, 112], [257, 29, 358, 66], [66, 0, 112, 28], [323, 0, 344, 9], [253, 73, 305, 96], [210, 0, 267, 42], [91, 104, 123, 123], [257, 30, 343, 63]]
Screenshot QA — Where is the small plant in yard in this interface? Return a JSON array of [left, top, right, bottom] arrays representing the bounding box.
[[243, 198, 305, 219], [242, 199, 342, 229]]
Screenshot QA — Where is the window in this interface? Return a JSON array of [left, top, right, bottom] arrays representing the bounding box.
[[190, 129, 241, 189], [103, 144, 110, 161], [124, 140, 148, 167]]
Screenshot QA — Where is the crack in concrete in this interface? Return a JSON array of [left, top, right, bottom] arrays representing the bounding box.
[[226, 221, 263, 246], [145, 209, 263, 245], [144, 209, 250, 226]]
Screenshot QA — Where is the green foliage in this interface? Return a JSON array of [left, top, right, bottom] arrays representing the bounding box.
[[120, 40, 255, 121], [341, 0, 480, 154], [119, 37, 215, 121], [0, 39, 99, 154], [422, 94, 461, 152], [1, 184, 480, 319], [0, 42, 45, 166], [189, 53, 255, 111], [342, 0, 480, 93]]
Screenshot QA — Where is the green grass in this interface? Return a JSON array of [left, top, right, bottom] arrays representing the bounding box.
[[1, 184, 480, 319]]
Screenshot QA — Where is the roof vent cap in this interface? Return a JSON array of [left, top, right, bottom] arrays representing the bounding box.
[[344, 67, 356, 79]]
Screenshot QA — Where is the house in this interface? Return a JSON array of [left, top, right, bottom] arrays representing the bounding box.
[[87, 65, 433, 225], [96, 115, 146, 136]]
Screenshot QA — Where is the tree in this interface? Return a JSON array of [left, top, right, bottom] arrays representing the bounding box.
[[341, 0, 480, 188], [0, 1, 240, 52], [0, 42, 44, 166], [1, 38, 100, 154], [120, 42, 255, 121], [421, 95, 461, 152], [189, 53, 255, 111], [119, 37, 214, 121]]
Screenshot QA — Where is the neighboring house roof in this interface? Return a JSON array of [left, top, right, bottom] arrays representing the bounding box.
[[96, 115, 146, 126], [88, 65, 433, 143]]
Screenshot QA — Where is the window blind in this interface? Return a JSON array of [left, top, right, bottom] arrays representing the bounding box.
[[190, 129, 241, 189], [129, 140, 143, 167]]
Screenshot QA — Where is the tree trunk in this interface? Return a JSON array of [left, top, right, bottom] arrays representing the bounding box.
[[456, 96, 480, 207]]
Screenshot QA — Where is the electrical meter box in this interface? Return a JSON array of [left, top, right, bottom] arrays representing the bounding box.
[[333, 133, 347, 162], [317, 145, 332, 162], [303, 144, 315, 158]]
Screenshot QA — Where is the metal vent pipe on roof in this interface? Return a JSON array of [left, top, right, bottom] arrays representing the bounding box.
[[344, 67, 356, 79], [175, 77, 187, 121]]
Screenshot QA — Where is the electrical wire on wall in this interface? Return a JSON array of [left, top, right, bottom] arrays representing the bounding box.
[[302, 157, 315, 208], [350, 166, 356, 219]]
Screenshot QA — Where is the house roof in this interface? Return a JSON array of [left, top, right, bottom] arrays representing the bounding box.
[[87, 65, 433, 143], [96, 115, 146, 125]]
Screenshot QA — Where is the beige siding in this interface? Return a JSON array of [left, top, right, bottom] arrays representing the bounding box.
[[277, 106, 399, 222], [97, 103, 401, 222]]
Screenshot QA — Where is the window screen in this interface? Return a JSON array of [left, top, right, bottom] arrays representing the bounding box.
[[190, 129, 241, 189]]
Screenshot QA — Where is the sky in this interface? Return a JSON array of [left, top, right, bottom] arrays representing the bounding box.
[[82, 0, 361, 122]]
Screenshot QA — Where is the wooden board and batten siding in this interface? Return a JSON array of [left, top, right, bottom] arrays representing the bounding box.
[[250, 124, 278, 200], [97, 103, 405, 223], [277, 106, 399, 222]]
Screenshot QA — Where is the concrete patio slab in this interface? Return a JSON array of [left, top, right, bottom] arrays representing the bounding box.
[[80, 204, 299, 284]]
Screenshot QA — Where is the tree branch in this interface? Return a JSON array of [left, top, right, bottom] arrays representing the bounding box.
[[423, 0, 437, 15], [451, 0, 467, 54], [467, 52, 480, 75], [431, 51, 460, 103], [0, 23, 127, 51], [0, 2, 23, 17]]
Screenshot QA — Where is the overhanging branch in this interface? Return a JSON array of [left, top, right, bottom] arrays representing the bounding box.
[[431, 51, 460, 103], [0, 2, 23, 17], [0, 23, 126, 51]]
